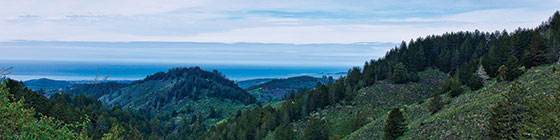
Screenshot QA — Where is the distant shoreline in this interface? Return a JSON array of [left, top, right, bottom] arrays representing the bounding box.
[[4, 61, 348, 81]]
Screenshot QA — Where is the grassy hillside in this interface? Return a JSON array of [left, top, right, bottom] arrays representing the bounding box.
[[344, 64, 560, 139], [63, 67, 257, 133], [247, 76, 329, 102], [280, 68, 447, 139]]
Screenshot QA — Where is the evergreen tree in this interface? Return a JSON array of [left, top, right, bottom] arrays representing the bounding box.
[[346, 67, 362, 87], [503, 57, 525, 81], [487, 82, 528, 139], [275, 124, 295, 140], [449, 73, 463, 97], [303, 118, 328, 140], [524, 31, 551, 67], [208, 107, 218, 118], [102, 124, 125, 140], [383, 107, 407, 140], [391, 63, 409, 84], [429, 94, 442, 114], [0, 82, 89, 140], [363, 61, 376, 85], [521, 87, 560, 139]]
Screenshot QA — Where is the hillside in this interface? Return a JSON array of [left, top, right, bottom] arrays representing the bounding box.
[[236, 78, 274, 89], [285, 68, 447, 139], [63, 67, 257, 134], [23, 78, 74, 91], [345, 63, 560, 139], [198, 12, 560, 140], [247, 76, 329, 102]]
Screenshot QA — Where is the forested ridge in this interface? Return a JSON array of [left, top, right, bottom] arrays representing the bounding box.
[[1, 11, 560, 140], [247, 76, 329, 102], [1, 67, 257, 139], [198, 11, 560, 140]]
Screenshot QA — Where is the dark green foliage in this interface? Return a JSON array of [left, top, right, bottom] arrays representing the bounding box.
[[23, 78, 75, 91], [346, 110, 369, 132], [448, 74, 463, 97], [0, 82, 89, 140], [162, 67, 256, 104], [383, 107, 407, 140], [195, 12, 560, 139], [498, 57, 526, 82], [519, 74, 560, 139], [3, 79, 163, 139], [456, 60, 484, 91], [4, 79, 53, 117], [275, 124, 295, 140], [62, 82, 128, 98], [429, 94, 442, 114], [246, 76, 328, 91], [524, 31, 551, 67], [246, 76, 328, 102], [208, 107, 218, 118], [363, 60, 376, 85], [346, 66, 363, 87], [486, 82, 528, 139], [304, 118, 328, 140], [391, 62, 409, 84]]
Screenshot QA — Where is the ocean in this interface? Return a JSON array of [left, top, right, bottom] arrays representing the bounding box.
[[2, 60, 349, 81]]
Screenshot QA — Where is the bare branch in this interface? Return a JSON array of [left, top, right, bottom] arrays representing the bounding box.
[[0, 67, 13, 79], [94, 68, 100, 84], [103, 71, 113, 82]]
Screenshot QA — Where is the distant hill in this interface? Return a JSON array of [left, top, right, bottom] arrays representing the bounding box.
[[23, 78, 74, 91], [247, 76, 330, 102], [236, 78, 274, 89], [62, 67, 257, 131], [23, 78, 133, 97]]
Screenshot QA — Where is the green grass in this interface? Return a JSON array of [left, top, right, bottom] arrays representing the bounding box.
[[280, 68, 447, 139], [344, 64, 560, 140]]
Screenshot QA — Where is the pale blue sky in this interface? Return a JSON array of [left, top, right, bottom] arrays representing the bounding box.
[[0, 0, 559, 67], [1, 0, 558, 43]]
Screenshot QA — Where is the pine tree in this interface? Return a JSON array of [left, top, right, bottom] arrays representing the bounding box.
[[102, 124, 125, 140], [303, 118, 328, 140], [391, 62, 409, 84], [486, 82, 528, 139], [383, 107, 407, 140], [429, 94, 442, 114], [449, 73, 463, 97], [503, 57, 525, 81], [275, 124, 295, 140], [524, 31, 551, 67]]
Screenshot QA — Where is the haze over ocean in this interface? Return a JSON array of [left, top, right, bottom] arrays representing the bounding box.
[[1, 41, 391, 81], [3, 60, 349, 81]]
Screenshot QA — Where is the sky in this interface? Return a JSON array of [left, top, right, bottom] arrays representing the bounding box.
[[0, 0, 558, 44], [0, 0, 559, 69], [0, 41, 395, 67]]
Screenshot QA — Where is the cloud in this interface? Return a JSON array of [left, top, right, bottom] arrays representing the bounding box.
[[0, 0, 557, 44], [0, 41, 396, 67]]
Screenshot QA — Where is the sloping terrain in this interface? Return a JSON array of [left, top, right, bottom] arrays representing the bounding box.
[[64, 67, 257, 130], [236, 78, 274, 89], [23, 78, 74, 91], [284, 68, 447, 139], [344, 64, 560, 139], [247, 76, 329, 102]]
